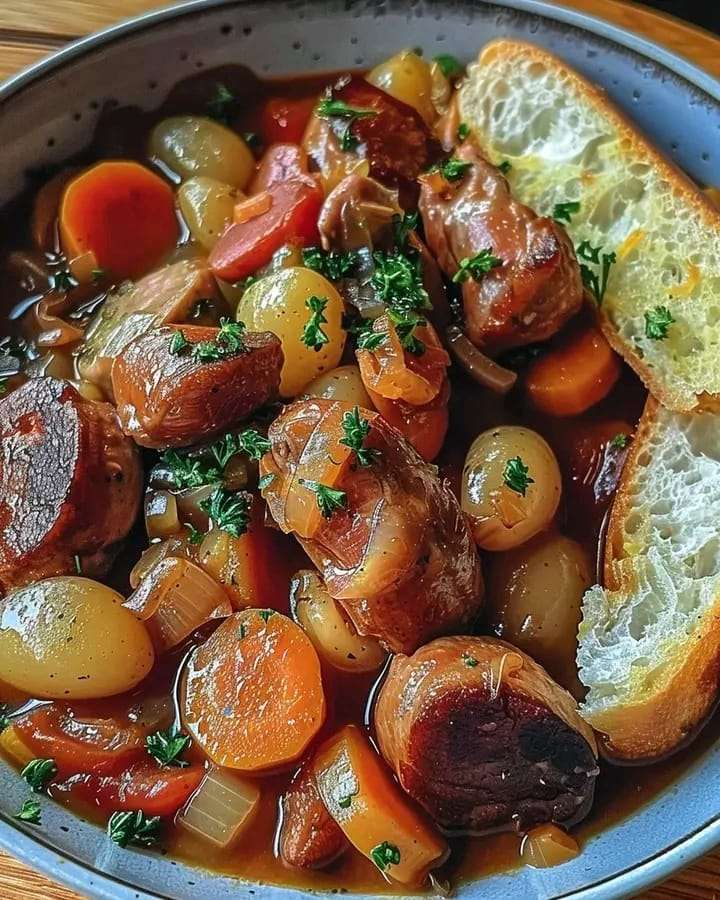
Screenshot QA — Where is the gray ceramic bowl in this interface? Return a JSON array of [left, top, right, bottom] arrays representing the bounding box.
[[1, 1, 720, 897]]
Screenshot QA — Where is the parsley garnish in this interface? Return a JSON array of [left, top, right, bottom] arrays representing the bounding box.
[[21, 758, 57, 792], [644, 305, 675, 340], [503, 456, 534, 496], [161, 450, 220, 490], [462, 653, 479, 668], [392, 211, 418, 249], [457, 122, 470, 141], [340, 406, 379, 468], [432, 157, 472, 182], [258, 609, 275, 623], [610, 433, 629, 449], [107, 810, 162, 848], [302, 296, 330, 351], [199, 487, 251, 538], [212, 429, 271, 467], [51, 269, 78, 292], [169, 330, 190, 356], [186, 523, 205, 544], [206, 82, 235, 123], [356, 326, 387, 351], [338, 791, 357, 809], [577, 241, 616, 305], [258, 473, 275, 490], [146, 727, 190, 768], [370, 841, 401, 871], [553, 201, 581, 224], [298, 478, 347, 518], [371, 249, 430, 311], [317, 96, 378, 152], [14, 798, 41, 825], [433, 54, 463, 79], [302, 247, 358, 281], [498, 160, 512, 174], [387, 307, 426, 355], [216, 318, 247, 353], [452, 249, 503, 283]]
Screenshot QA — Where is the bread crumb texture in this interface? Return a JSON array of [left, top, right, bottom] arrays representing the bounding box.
[[460, 41, 720, 412]]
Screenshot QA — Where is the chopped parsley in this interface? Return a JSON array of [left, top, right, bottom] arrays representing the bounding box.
[[498, 160, 512, 175], [162, 428, 270, 490], [302, 295, 330, 351], [199, 487, 251, 538], [51, 269, 78, 292], [258, 609, 275, 623], [169, 330, 190, 356], [338, 791, 357, 809], [392, 211, 418, 249], [644, 305, 675, 340], [206, 82, 235, 123], [107, 810, 162, 848], [577, 241, 617, 306], [452, 249, 503, 283], [503, 456, 534, 496], [457, 122, 470, 141], [316, 96, 378, 152], [370, 841, 401, 871], [258, 473, 275, 490], [371, 249, 430, 311], [433, 53, 464, 79], [431, 157, 472, 182], [194, 318, 247, 361], [186, 523, 205, 545], [387, 307, 426, 355], [356, 326, 387, 352], [298, 478, 347, 518], [302, 247, 358, 281], [146, 728, 190, 768], [161, 450, 220, 490], [609, 433, 629, 450], [14, 798, 41, 825], [462, 653, 479, 668], [21, 758, 57, 792], [553, 200, 581, 224], [212, 429, 271, 467], [340, 406, 379, 468]]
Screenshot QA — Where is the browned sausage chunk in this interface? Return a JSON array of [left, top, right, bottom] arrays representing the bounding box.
[[419, 144, 583, 355], [279, 763, 348, 870], [0, 377, 142, 594], [111, 324, 282, 449], [374, 636, 598, 833]]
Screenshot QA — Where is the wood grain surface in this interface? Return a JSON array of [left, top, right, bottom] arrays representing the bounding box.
[[0, 1, 719, 897]]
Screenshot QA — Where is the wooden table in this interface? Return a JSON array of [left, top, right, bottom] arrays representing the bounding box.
[[0, 0, 719, 897]]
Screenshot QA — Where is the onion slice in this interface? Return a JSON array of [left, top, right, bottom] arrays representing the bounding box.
[[445, 325, 517, 395], [520, 824, 580, 869], [177, 766, 260, 848]]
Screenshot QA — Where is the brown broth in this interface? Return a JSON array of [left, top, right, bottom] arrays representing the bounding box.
[[0, 63, 712, 893]]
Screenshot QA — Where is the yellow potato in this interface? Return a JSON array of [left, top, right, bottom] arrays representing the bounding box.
[[367, 50, 436, 124], [302, 365, 374, 409], [0, 577, 155, 699], [462, 426, 561, 551], [149, 116, 254, 189], [237, 267, 346, 398], [178, 176, 242, 250]]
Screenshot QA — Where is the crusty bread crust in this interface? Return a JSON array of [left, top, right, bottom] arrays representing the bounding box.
[[467, 40, 720, 413]]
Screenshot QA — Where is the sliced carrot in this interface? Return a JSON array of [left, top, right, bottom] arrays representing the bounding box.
[[59, 160, 178, 280], [32, 168, 77, 250], [525, 325, 621, 417], [182, 609, 325, 772], [313, 724, 448, 886], [233, 191, 273, 224], [250, 143, 312, 194], [260, 97, 317, 146]]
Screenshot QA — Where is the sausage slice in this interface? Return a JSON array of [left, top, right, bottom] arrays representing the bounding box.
[[279, 763, 348, 870], [0, 377, 141, 594], [374, 636, 598, 834]]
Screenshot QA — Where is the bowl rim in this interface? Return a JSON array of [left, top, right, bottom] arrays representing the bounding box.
[[0, 1, 719, 898]]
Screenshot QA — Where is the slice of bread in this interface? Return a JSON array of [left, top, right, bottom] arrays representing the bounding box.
[[458, 40, 720, 413], [577, 397, 720, 760]]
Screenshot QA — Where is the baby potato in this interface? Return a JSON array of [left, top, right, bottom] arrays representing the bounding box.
[[462, 425, 561, 551], [0, 577, 155, 699], [486, 532, 592, 694], [178, 176, 242, 250], [290, 570, 386, 672], [237, 267, 346, 398], [149, 116, 254, 189], [302, 365, 374, 409], [367, 50, 435, 124]]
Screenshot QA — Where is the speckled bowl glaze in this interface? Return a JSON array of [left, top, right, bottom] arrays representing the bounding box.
[[1, 2, 719, 897]]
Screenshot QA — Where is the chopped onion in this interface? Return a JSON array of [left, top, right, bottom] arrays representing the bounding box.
[[145, 490, 181, 540], [129, 536, 192, 589], [177, 766, 260, 848], [124, 557, 230, 652], [520, 824, 580, 869]]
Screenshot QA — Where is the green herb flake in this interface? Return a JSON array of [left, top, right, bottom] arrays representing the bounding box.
[[337, 791, 357, 809], [21, 758, 57, 792], [356, 327, 387, 352], [302, 295, 330, 352], [217, 317, 247, 354], [371, 248, 430, 311], [298, 478, 347, 519], [392, 211, 418, 249], [433, 53, 464, 79], [553, 200, 581, 224], [207, 82, 236, 123], [302, 247, 358, 281], [370, 841, 401, 872], [609, 433, 629, 450], [317, 96, 378, 153], [452, 249, 503, 284], [457, 122, 470, 141], [186, 523, 205, 545], [107, 810, 162, 848], [0, 705, 9, 732], [51, 269, 78, 293], [462, 653, 479, 668], [14, 798, 42, 825], [242, 131, 262, 150], [503, 456, 534, 496], [258, 609, 275, 623], [432, 157, 472, 182], [258, 473, 275, 490], [644, 305, 675, 341], [498, 160, 512, 175], [169, 330, 190, 356], [387, 307, 426, 355], [199, 487, 251, 538], [577, 241, 617, 306], [146, 727, 191, 768], [340, 406, 379, 468], [161, 450, 221, 490]]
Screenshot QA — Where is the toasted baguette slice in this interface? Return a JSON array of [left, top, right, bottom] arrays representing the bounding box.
[[458, 40, 720, 413], [577, 397, 720, 760]]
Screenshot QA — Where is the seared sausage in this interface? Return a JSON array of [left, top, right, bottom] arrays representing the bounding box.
[[279, 763, 348, 870], [111, 325, 282, 449], [419, 143, 583, 354], [260, 399, 482, 653], [374, 636, 598, 833], [0, 377, 141, 594]]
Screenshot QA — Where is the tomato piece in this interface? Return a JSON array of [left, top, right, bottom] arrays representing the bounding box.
[[209, 180, 323, 282], [261, 97, 317, 145], [54, 761, 204, 817]]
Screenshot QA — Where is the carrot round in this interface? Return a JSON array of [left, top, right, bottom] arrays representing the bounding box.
[[59, 161, 178, 280], [182, 609, 325, 772], [525, 325, 621, 417]]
